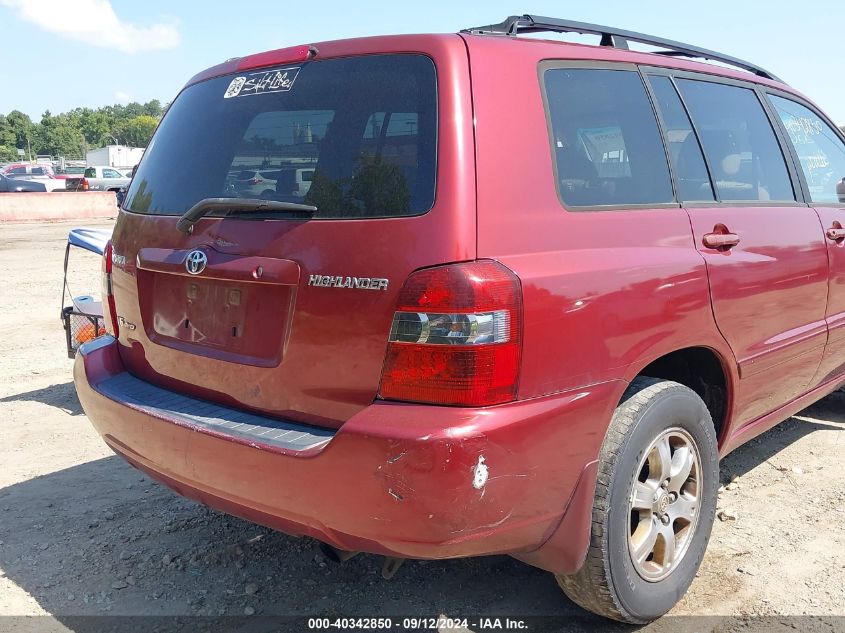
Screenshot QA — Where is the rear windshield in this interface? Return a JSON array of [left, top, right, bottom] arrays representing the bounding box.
[[124, 54, 437, 219]]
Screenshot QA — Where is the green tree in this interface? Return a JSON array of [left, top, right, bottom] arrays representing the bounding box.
[[304, 156, 411, 217], [78, 109, 113, 147], [349, 155, 410, 215], [33, 111, 84, 158], [117, 115, 159, 147], [5, 110, 34, 155], [0, 114, 16, 147], [2, 97, 165, 161], [122, 102, 146, 118], [143, 99, 163, 118], [0, 114, 19, 160]]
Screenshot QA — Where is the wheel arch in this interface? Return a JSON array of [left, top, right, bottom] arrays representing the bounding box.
[[621, 345, 736, 449]]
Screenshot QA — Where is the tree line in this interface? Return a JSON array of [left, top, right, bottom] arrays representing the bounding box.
[[0, 101, 842, 165], [0, 100, 164, 163]]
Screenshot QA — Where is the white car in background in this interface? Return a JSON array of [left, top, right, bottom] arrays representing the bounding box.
[[232, 167, 316, 198], [64, 166, 131, 192], [231, 169, 278, 197]]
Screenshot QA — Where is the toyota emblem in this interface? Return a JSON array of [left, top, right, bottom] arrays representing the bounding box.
[[185, 249, 208, 275]]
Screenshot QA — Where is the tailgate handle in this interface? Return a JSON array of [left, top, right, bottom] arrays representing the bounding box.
[[702, 225, 740, 251], [137, 248, 300, 285]]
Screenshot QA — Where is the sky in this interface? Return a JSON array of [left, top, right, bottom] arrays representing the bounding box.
[[0, 0, 843, 124]]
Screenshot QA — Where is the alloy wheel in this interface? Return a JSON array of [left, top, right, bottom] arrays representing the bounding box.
[[627, 427, 701, 582]]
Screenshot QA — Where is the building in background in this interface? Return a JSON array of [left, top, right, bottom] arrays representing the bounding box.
[[86, 145, 144, 169]]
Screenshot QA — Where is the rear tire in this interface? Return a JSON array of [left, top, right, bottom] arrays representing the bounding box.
[[557, 377, 718, 623]]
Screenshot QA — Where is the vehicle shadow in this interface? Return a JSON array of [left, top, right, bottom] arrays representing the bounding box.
[[718, 389, 845, 483], [0, 381, 83, 416], [0, 458, 593, 628], [1, 392, 842, 632]]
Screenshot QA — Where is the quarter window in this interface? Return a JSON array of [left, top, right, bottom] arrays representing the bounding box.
[[769, 96, 845, 204], [648, 75, 715, 202], [543, 68, 674, 208], [675, 79, 794, 202]]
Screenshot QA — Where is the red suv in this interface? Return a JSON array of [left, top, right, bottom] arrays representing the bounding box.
[[74, 15, 845, 623]]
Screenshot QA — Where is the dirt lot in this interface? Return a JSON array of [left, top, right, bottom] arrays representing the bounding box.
[[1, 220, 844, 632]]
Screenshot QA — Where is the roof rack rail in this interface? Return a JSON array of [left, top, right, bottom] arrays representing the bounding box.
[[461, 15, 782, 82]]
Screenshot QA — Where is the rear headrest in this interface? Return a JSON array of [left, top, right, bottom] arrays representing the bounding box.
[[274, 170, 296, 194], [556, 144, 597, 182], [699, 130, 742, 177]]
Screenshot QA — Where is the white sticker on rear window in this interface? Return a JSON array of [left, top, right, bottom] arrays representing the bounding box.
[[223, 67, 300, 99], [223, 76, 246, 98]]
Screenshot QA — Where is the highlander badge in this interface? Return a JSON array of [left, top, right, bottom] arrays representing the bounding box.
[[308, 274, 388, 291]]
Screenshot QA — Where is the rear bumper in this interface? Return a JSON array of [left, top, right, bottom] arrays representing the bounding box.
[[74, 335, 619, 573]]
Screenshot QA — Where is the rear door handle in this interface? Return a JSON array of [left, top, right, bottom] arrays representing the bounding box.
[[826, 224, 845, 241], [702, 229, 740, 250]]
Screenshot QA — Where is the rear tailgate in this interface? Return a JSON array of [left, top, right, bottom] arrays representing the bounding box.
[[109, 35, 475, 429]]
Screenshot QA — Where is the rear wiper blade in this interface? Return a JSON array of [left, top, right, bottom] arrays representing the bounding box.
[[176, 197, 317, 234]]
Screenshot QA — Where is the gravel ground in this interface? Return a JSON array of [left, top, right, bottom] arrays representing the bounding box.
[[0, 220, 844, 632]]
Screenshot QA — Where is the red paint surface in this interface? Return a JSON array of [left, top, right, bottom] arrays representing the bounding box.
[[110, 35, 475, 429], [76, 32, 845, 575], [76, 336, 616, 570], [686, 206, 829, 425], [813, 206, 845, 383]]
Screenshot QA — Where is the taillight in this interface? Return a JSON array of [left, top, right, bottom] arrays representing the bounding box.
[[378, 260, 522, 407], [102, 241, 120, 337], [81, 177, 89, 191]]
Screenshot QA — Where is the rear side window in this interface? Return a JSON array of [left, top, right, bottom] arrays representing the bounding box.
[[84, 168, 96, 178], [675, 80, 794, 202], [125, 54, 437, 219], [769, 96, 845, 204], [648, 75, 715, 202], [543, 68, 674, 208]]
